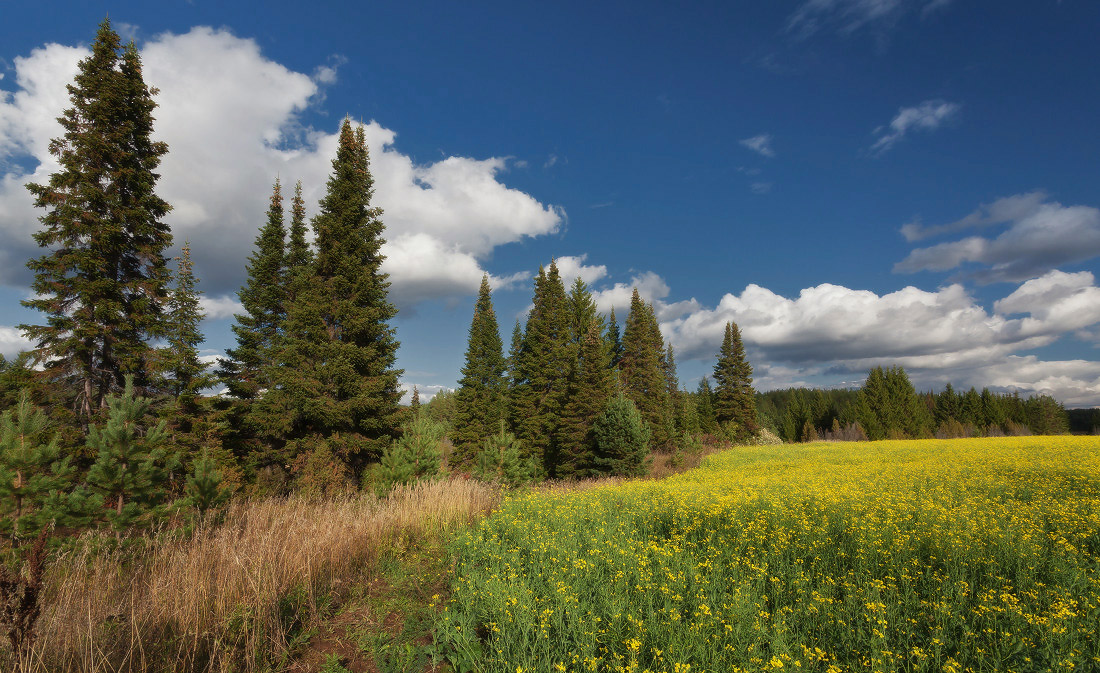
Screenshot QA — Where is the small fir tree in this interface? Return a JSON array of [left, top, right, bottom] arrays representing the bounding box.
[[182, 451, 230, 515], [0, 394, 74, 542], [452, 275, 506, 463], [158, 242, 212, 404], [473, 422, 537, 488], [85, 377, 175, 534], [589, 395, 650, 477], [375, 413, 444, 493], [21, 20, 173, 419]]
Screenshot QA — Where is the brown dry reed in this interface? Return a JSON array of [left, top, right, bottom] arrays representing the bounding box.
[[19, 477, 500, 673]]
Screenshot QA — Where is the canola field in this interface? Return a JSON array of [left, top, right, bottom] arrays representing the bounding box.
[[437, 437, 1100, 673]]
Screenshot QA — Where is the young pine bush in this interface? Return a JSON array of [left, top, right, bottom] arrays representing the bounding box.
[[589, 395, 650, 478], [85, 377, 176, 534], [182, 451, 230, 515], [374, 413, 445, 494], [0, 393, 73, 543], [473, 423, 537, 488]]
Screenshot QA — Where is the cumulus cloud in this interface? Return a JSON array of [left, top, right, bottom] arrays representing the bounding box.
[[0, 326, 32, 359], [0, 27, 562, 311], [554, 255, 608, 289], [739, 134, 775, 158], [643, 269, 1100, 404], [895, 196, 1100, 283], [199, 295, 244, 320], [871, 99, 960, 154]]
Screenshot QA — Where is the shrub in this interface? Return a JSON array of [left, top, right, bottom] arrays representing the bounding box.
[[473, 424, 537, 488], [589, 396, 650, 478], [374, 413, 445, 494]]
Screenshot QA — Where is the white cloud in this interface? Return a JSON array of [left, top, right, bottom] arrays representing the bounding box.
[[0, 326, 32, 359], [895, 196, 1100, 283], [750, 181, 773, 195], [739, 134, 775, 158], [199, 295, 244, 320], [900, 191, 1047, 242], [871, 99, 960, 154], [554, 255, 608, 289], [0, 27, 562, 312], [398, 382, 451, 404]]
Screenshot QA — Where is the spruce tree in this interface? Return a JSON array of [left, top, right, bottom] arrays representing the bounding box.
[[452, 276, 506, 464], [712, 321, 757, 438], [219, 180, 287, 399], [158, 242, 212, 403], [606, 308, 623, 369], [589, 395, 650, 477], [696, 376, 717, 435], [508, 262, 571, 470], [261, 119, 403, 473], [555, 322, 614, 478], [286, 181, 312, 270], [21, 20, 172, 419], [620, 289, 673, 448]]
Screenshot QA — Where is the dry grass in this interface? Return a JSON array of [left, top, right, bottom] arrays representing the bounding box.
[[20, 478, 500, 673]]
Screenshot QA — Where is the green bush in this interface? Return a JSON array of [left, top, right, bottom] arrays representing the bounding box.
[[374, 413, 445, 494], [473, 423, 537, 488], [589, 395, 650, 477]]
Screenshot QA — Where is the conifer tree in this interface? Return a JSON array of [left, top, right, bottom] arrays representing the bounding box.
[[219, 180, 287, 399], [696, 376, 717, 435], [159, 242, 212, 403], [182, 451, 229, 515], [606, 308, 623, 369], [589, 395, 650, 477], [85, 378, 175, 533], [620, 289, 673, 448], [0, 394, 74, 541], [286, 181, 312, 271], [452, 276, 506, 463], [21, 20, 173, 419], [262, 119, 403, 472], [555, 322, 614, 478], [508, 262, 571, 469], [712, 321, 757, 438], [505, 320, 523, 385]]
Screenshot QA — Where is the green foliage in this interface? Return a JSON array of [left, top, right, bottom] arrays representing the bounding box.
[[85, 377, 175, 533], [21, 19, 172, 419], [589, 395, 650, 478], [712, 321, 757, 438], [0, 394, 73, 542], [554, 322, 614, 479], [473, 423, 537, 488], [451, 275, 506, 464], [375, 413, 445, 494], [620, 289, 673, 449], [508, 262, 572, 469], [182, 451, 230, 515], [157, 242, 213, 404], [260, 120, 403, 472], [856, 366, 931, 440], [695, 376, 717, 435], [219, 179, 288, 400]]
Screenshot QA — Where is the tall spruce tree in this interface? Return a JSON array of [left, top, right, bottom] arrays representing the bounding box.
[[21, 20, 172, 419], [451, 275, 507, 463], [696, 376, 718, 435], [286, 181, 312, 270], [555, 322, 614, 478], [219, 180, 287, 399], [620, 289, 673, 448], [159, 242, 212, 403], [606, 308, 623, 369], [508, 262, 571, 470], [712, 321, 757, 437], [261, 119, 403, 473]]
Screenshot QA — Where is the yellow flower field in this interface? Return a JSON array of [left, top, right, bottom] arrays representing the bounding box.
[[436, 437, 1100, 673]]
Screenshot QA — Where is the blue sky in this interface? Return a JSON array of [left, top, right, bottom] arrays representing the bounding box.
[[2, 1, 1099, 405]]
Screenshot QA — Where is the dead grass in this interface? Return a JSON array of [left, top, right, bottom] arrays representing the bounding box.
[[20, 478, 500, 673]]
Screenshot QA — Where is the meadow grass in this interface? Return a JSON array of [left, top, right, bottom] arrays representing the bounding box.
[[437, 437, 1100, 673], [22, 477, 500, 673]]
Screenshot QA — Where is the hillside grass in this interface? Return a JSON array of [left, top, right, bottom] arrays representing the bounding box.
[[437, 437, 1100, 673]]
